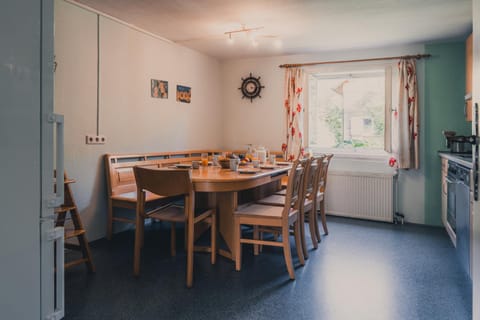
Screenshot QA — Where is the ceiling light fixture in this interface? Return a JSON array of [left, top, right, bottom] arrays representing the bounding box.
[[224, 24, 264, 45]]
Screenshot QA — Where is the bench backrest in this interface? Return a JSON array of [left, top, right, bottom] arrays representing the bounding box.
[[104, 150, 285, 198]]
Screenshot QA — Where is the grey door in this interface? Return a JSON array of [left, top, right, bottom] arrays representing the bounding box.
[[0, 0, 61, 319]]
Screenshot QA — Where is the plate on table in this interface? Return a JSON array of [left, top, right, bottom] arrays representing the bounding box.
[[175, 164, 192, 169], [237, 168, 260, 174], [276, 161, 291, 166], [259, 165, 277, 170]]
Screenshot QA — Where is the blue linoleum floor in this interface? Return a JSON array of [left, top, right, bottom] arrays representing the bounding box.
[[65, 216, 472, 320]]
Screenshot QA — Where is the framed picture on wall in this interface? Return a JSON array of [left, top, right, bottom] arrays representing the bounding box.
[[176, 85, 191, 103], [151, 79, 168, 99]]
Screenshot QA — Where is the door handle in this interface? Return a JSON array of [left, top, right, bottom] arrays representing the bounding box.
[[475, 103, 478, 201], [48, 114, 64, 207]]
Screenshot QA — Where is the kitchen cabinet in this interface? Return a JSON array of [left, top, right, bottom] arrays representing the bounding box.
[[466, 33, 473, 122]]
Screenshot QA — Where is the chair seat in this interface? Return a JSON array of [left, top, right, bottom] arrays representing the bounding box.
[[235, 204, 298, 228], [256, 194, 285, 206], [316, 191, 324, 202], [148, 205, 212, 223], [148, 205, 185, 222], [258, 194, 313, 209], [112, 191, 165, 203]]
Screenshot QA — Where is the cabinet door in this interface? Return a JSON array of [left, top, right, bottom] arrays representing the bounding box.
[[466, 33, 473, 122]]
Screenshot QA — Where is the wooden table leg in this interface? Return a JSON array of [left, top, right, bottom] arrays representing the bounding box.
[[216, 191, 237, 260]]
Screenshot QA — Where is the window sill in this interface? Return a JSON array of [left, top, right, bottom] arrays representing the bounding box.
[[312, 151, 391, 161]]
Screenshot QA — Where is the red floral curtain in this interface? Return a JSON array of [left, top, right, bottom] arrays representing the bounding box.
[[391, 58, 419, 169], [283, 68, 305, 160]]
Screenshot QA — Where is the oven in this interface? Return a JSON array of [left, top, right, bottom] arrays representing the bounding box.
[[446, 161, 471, 279], [446, 164, 457, 234]]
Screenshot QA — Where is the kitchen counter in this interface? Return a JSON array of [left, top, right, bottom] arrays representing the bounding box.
[[438, 151, 473, 168]]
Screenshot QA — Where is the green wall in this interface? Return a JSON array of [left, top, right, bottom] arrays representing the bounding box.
[[424, 41, 471, 225]]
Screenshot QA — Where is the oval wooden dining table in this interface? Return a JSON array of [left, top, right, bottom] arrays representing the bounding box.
[[190, 165, 291, 260]]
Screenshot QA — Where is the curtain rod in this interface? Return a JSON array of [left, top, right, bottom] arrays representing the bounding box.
[[278, 54, 431, 68]]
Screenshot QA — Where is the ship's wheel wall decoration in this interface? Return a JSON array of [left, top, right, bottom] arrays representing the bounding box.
[[238, 73, 265, 102]]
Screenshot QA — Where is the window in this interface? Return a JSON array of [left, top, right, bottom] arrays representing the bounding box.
[[307, 64, 397, 156]]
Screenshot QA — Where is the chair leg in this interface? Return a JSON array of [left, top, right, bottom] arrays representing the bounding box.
[[300, 210, 309, 259], [282, 226, 295, 280], [308, 209, 318, 249], [133, 216, 144, 277], [140, 218, 145, 248], [314, 206, 322, 243], [210, 212, 217, 265], [234, 219, 242, 271], [253, 226, 259, 256], [293, 221, 305, 266], [170, 222, 176, 257], [186, 218, 194, 288], [320, 200, 329, 236], [259, 231, 263, 253]]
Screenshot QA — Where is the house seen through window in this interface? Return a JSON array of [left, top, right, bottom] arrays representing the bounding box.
[[307, 66, 396, 155]]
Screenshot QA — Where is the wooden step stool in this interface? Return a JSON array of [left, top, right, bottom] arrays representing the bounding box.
[[55, 172, 95, 272]]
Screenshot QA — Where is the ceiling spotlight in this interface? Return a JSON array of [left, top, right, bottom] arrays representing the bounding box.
[[227, 33, 234, 45]]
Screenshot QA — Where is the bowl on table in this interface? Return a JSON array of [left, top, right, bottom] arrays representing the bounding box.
[[218, 159, 231, 169]]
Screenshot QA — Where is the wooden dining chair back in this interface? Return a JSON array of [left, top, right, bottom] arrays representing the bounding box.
[[135, 167, 193, 206], [299, 156, 325, 251], [257, 157, 323, 258], [284, 160, 306, 215], [233, 160, 306, 279], [316, 154, 334, 237], [133, 167, 216, 288]]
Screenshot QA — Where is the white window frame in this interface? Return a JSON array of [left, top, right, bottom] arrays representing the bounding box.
[[304, 61, 397, 160]]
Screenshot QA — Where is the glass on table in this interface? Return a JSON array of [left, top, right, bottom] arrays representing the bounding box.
[[201, 153, 209, 166]]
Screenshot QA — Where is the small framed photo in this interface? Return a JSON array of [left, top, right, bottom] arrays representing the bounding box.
[[176, 85, 191, 103], [151, 79, 168, 99]]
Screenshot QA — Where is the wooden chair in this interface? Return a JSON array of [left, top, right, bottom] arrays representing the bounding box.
[[133, 167, 216, 288], [55, 172, 95, 272], [315, 154, 334, 238], [233, 160, 305, 279], [256, 156, 324, 258]]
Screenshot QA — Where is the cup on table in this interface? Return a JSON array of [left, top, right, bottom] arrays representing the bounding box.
[[201, 153, 209, 166], [191, 161, 200, 169], [213, 154, 219, 166], [230, 159, 240, 171], [269, 154, 276, 165], [252, 160, 260, 168]]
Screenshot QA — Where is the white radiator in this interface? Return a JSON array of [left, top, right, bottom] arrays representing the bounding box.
[[325, 171, 397, 222]]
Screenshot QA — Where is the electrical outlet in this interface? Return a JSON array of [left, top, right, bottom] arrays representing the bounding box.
[[86, 134, 106, 145]]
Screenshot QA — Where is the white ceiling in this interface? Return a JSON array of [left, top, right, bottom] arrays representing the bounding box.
[[72, 0, 472, 60]]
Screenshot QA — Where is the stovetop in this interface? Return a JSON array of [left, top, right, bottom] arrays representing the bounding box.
[[454, 153, 473, 159], [438, 151, 473, 168]]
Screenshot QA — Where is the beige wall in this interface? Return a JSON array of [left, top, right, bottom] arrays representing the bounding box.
[[55, 0, 430, 239], [54, 0, 223, 240]]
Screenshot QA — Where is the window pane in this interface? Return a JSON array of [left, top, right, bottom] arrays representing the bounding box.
[[308, 70, 385, 152]]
